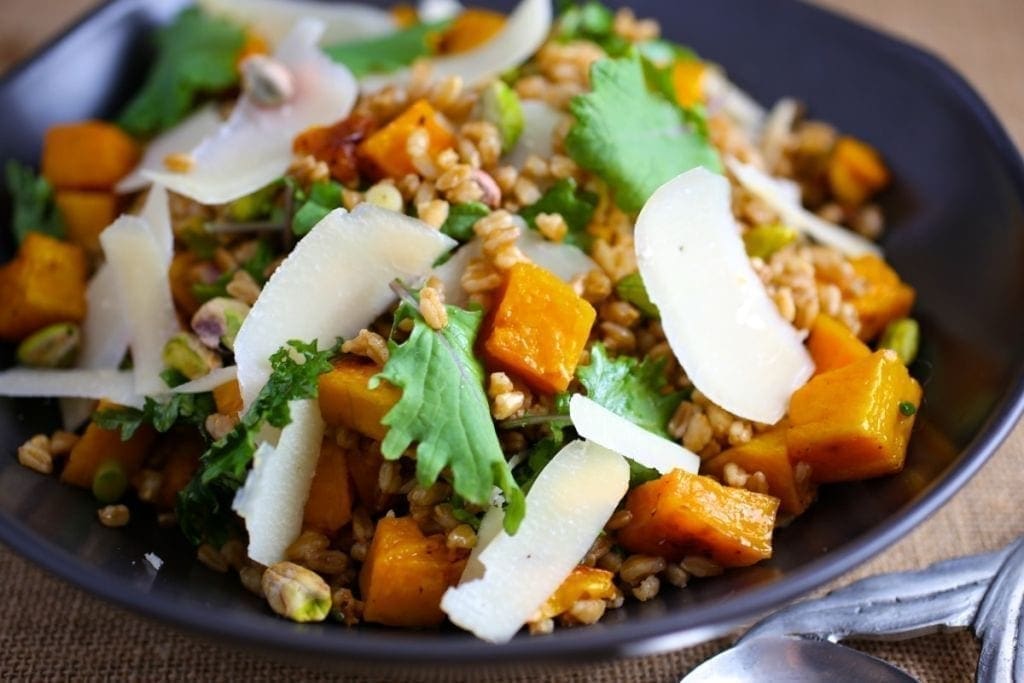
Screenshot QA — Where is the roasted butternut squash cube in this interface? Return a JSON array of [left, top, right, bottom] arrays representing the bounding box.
[[617, 469, 779, 568], [359, 516, 466, 627], [303, 439, 353, 535], [0, 232, 88, 341], [62, 405, 157, 489], [438, 9, 506, 54], [672, 59, 707, 108], [483, 262, 596, 394], [357, 100, 455, 179], [212, 379, 244, 416], [347, 445, 393, 513], [807, 314, 871, 374], [849, 255, 915, 341], [827, 136, 890, 207], [536, 565, 619, 621], [42, 121, 140, 190], [787, 350, 922, 483], [704, 423, 815, 515], [54, 190, 118, 253], [154, 431, 204, 509], [318, 358, 401, 440]]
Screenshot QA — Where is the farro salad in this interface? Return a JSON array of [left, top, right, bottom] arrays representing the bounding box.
[[0, 0, 922, 641]]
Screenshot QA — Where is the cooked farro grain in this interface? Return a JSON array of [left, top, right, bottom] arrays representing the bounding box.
[[619, 554, 667, 585], [419, 284, 449, 330], [197, 543, 230, 572], [342, 328, 390, 366], [446, 524, 477, 550], [567, 598, 606, 625], [17, 434, 52, 474], [205, 412, 238, 441], [631, 574, 661, 602], [226, 269, 261, 305], [664, 563, 690, 588], [417, 198, 449, 229], [48, 430, 79, 456], [240, 563, 266, 596], [535, 212, 568, 242], [135, 469, 163, 503], [97, 504, 130, 528], [681, 556, 724, 578]]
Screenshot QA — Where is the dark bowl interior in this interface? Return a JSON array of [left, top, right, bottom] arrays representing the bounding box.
[[2, 0, 1024, 669]]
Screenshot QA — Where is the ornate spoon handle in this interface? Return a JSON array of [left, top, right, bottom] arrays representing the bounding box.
[[736, 537, 1024, 682]]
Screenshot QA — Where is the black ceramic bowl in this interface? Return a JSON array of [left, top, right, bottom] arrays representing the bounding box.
[[2, 0, 1023, 671]]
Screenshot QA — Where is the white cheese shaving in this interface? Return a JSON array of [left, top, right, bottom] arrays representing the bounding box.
[[726, 156, 883, 257], [635, 167, 813, 425], [0, 368, 141, 407], [116, 105, 222, 194], [99, 216, 181, 396], [199, 0, 395, 47], [569, 394, 699, 475], [361, 0, 551, 92], [170, 366, 238, 394], [441, 439, 628, 643], [144, 552, 164, 571], [144, 20, 358, 205], [232, 399, 325, 566], [233, 204, 455, 409], [418, 0, 463, 22]]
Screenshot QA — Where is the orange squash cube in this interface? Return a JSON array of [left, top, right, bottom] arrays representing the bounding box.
[[54, 190, 118, 253], [807, 314, 871, 374], [848, 255, 915, 341], [0, 232, 88, 341], [483, 262, 596, 394], [617, 469, 779, 568], [302, 439, 353, 535], [212, 379, 244, 416], [62, 406, 157, 489], [42, 121, 140, 190], [154, 431, 204, 509], [536, 566, 619, 621], [357, 100, 455, 179], [672, 60, 707, 108], [787, 350, 922, 483], [438, 9, 506, 54], [704, 423, 815, 515], [827, 136, 890, 207], [347, 445, 393, 513], [359, 516, 466, 627], [318, 358, 401, 440]]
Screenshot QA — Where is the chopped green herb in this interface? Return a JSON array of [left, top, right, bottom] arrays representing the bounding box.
[[5, 160, 64, 244], [94, 390, 216, 441], [291, 179, 343, 236], [375, 285, 525, 534], [441, 201, 490, 242], [513, 426, 567, 492], [576, 343, 684, 438], [565, 53, 721, 214], [176, 339, 336, 545], [324, 20, 449, 78], [555, 1, 629, 57], [615, 272, 660, 319], [628, 459, 660, 487], [118, 8, 246, 137], [519, 178, 598, 249], [899, 401, 917, 417]]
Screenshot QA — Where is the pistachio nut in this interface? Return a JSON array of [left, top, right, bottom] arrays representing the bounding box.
[[262, 561, 331, 623], [879, 318, 920, 366], [240, 55, 295, 108], [162, 332, 223, 380], [191, 297, 250, 350], [742, 222, 798, 260], [16, 322, 81, 368]]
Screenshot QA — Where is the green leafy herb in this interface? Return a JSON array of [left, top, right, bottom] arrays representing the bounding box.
[[375, 286, 526, 534], [324, 20, 449, 78], [291, 179, 343, 237], [513, 426, 567, 492], [576, 343, 684, 438], [555, 1, 629, 57], [628, 460, 660, 487], [899, 401, 917, 417], [118, 8, 246, 137], [441, 201, 490, 242], [565, 53, 721, 214], [5, 160, 64, 244], [519, 178, 598, 249], [94, 391, 216, 441], [176, 339, 336, 545], [614, 272, 659, 319]]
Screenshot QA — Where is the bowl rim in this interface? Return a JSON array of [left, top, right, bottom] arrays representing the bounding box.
[[2, 0, 1024, 666]]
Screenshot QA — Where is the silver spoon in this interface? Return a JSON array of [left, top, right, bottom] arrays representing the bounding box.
[[681, 537, 1024, 682]]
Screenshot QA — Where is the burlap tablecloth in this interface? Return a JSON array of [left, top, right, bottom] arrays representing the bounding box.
[[2, 1, 1022, 680]]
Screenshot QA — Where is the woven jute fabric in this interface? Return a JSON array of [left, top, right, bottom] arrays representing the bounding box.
[[2, 1, 1023, 680]]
